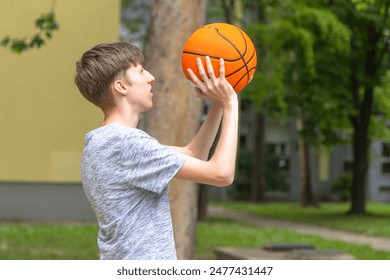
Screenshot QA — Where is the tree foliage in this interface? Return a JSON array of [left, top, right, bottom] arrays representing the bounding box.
[[1, 7, 58, 53], [246, 0, 353, 146], [245, 0, 390, 213], [329, 0, 390, 214]]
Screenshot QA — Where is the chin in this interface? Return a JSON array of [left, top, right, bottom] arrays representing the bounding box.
[[145, 104, 153, 111]]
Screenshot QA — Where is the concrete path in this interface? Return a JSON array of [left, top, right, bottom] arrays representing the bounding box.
[[209, 206, 390, 252]]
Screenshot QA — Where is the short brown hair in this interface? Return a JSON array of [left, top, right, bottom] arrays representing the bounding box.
[[74, 42, 144, 109]]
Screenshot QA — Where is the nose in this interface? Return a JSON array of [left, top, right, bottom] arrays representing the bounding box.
[[147, 71, 155, 83]]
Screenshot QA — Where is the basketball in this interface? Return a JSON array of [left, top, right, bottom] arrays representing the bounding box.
[[182, 22, 257, 93]]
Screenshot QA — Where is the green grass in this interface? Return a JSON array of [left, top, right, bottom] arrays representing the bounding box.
[[215, 202, 390, 237], [1, 219, 388, 260], [195, 217, 390, 260], [0, 223, 99, 260], [1, 202, 390, 259]]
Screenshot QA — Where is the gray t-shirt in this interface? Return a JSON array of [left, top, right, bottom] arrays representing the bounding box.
[[81, 124, 187, 260]]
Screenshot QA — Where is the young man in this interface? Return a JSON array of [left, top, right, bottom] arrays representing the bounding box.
[[75, 42, 238, 260]]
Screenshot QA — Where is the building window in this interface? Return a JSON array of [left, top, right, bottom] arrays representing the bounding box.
[[278, 158, 290, 171], [382, 143, 390, 174], [383, 143, 390, 158], [265, 143, 289, 192], [382, 163, 390, 174], [379, 185, 390, 195], [265, 143, 290, 171]]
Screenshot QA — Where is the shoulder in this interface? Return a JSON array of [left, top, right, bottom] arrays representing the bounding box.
[[85, 124, 154, 145]]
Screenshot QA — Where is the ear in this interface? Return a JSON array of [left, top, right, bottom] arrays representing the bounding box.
[[112, 80, 128, 96]]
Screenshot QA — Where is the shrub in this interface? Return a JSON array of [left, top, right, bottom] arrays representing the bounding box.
[[331, 172, 352, 201]]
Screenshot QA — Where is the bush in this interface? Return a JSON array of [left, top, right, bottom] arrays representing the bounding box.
[[230, 147, 253, 200], [331, 172, 352, 201], [231, 145, 289, 200]]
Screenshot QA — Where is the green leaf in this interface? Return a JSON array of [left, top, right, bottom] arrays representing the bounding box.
[[30, 34, 45, 48], [35, 12, 59, 31], [3, 10, 59, 53], [1, 36, 11, 47], [10, 39, 29, 53]]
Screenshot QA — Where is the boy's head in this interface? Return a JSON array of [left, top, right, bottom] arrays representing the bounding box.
[[75, 42, 144, 110]]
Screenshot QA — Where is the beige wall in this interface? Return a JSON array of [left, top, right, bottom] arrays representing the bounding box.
[[0, 0, 119, 182]]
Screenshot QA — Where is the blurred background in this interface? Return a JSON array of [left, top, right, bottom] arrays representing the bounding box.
[[1, 0, 390, 260]]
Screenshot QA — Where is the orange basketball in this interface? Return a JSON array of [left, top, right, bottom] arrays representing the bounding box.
[[182, 22, 257, 93]]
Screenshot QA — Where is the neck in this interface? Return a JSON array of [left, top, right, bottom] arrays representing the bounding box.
[[101, 107, 140, 128]]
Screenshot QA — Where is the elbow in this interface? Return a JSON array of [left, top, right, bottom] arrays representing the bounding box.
[[214, 170, 235, 187]]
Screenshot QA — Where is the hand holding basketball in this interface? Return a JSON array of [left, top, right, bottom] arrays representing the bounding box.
[[182, 22, 257, 93], [187, 56, 236, 106]]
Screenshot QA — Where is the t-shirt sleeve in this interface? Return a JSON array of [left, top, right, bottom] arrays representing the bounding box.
[[119, 130, 187, 194]]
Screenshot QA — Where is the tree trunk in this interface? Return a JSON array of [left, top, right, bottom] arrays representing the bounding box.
[[349, 86, 372, 215], [300, 136, 318, 207], [143, 0, 206, 259], [197, 184, 208, 222], [251, 111, 266, 202], [196, 0, 244, 218], [350, 116, 369, 214], [296, 117, 318, 207], [348, 21, 377, 215]]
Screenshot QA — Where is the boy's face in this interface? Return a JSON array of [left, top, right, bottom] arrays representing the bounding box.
[[122, 64, 155, 113]]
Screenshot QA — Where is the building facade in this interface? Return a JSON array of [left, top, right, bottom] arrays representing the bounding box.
[[0, 0, 120, 222], [242, 111, 390, 203]]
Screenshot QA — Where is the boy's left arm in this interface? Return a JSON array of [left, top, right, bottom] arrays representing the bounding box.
[[170, 102, 222, 160]]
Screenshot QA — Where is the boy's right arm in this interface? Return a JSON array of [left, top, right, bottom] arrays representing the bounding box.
[[174, 57, 239, 187]]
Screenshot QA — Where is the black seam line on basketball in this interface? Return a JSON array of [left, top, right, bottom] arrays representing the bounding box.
[[182, 26, 249, 63], [233, 66, 256, 90], [206, 26, 248, 59], [225, 49, 256, 79], [183, 49, 256, 83], [233, 67, 256, 90], [183, 38, 255, 81], [182, 51, 243, 62], [209, 26, 251, 84], [235, 27, 251, 84]]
